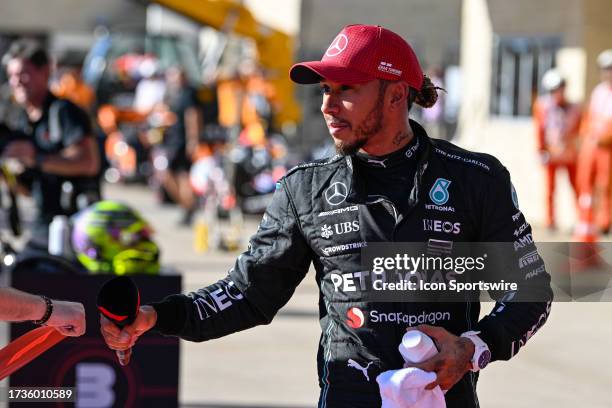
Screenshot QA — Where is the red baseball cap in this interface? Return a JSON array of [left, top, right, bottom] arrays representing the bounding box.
[[290, 24, 424, 89]]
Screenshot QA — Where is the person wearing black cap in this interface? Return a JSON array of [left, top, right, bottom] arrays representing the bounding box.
[[101, 25, 552, 407]]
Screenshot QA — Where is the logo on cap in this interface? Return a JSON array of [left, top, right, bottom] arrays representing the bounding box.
[[325, 34, 349, 57]]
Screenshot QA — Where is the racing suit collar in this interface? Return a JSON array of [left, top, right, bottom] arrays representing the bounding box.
[[346, 119, 431, 207], [354, 130, 420, 169]]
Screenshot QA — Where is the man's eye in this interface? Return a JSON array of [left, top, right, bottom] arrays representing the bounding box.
[[340, 85, 352, 91], [319, 86, 330, 94]]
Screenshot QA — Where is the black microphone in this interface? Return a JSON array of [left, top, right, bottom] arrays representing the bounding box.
[[97, 276, 140, 366]]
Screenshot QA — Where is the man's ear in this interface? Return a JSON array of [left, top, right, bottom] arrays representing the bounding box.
[[389, 82, 408, 108]]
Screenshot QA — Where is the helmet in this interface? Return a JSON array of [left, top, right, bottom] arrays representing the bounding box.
[[71, 201, 160, 275], [541, 69, 565, 92], [597, 49, 612, 69]]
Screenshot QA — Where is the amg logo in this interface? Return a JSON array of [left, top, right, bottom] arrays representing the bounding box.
[[318, 205, 359, 217]]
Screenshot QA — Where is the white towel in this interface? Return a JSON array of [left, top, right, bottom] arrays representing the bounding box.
[[376, 367, 446, 408]]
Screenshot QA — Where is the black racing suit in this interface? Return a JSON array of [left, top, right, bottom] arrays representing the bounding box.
[[151, 121, 553, 407]]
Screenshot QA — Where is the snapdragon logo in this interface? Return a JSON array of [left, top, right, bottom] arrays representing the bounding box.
[[346, 307, 365, 329], [346, 307, 452, 329], [370, 310, 452, 325]]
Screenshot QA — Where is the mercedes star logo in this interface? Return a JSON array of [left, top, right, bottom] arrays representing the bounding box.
[[325, 34, 349, 57], [324, 182, 348, 206]]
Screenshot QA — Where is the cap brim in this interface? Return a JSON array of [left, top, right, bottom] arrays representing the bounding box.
[[290, 61, 375, 85]]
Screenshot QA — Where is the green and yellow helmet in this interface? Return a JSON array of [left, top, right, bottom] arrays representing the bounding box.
[[71, 201, 160, 275]]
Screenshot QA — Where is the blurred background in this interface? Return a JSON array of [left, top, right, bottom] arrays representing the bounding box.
[[0, 0, 611, 407]]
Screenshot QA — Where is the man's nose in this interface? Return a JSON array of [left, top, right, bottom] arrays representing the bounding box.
[[321, 94, 340, 116]]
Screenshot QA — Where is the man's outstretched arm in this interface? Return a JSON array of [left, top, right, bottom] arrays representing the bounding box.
[[101, 177, 313, 349]]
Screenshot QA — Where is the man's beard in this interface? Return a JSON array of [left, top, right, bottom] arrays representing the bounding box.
[[334, 84, 386, 156]]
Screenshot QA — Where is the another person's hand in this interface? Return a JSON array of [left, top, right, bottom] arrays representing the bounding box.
[[2, 140, 36, 168], [403, 324, 475, 391], [99, 305, 157, 365], [46, 300, 86, 337]]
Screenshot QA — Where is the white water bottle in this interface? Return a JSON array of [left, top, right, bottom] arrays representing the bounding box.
[[48, 215, 70, 257], [399, 330, 438, 364]]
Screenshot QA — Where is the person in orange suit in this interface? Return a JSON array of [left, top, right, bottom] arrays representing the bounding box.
[[51, 67, 95, 112], [533, 69, 581, 230], [575, 50, 612, 239]]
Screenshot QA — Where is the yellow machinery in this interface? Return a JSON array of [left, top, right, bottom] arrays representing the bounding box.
[[152, 0, 301, 128]]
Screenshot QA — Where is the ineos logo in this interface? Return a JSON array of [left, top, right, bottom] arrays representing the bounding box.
[[325, 34, 349, 57], [324, 182, 348, 206]]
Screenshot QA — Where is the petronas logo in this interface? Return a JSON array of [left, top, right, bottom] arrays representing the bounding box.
[[511, 183, 519, 209], [429, 178, 451, 205]]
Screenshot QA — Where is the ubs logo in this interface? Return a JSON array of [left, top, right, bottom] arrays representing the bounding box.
[[321, 221, 360, 239], [324, 182, 348, 206]]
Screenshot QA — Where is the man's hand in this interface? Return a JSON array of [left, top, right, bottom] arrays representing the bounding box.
[[403, 324, 475, 391], [99, 305, 157, 365], [2, 140, 36, 168], [46, 300, 86, 337]]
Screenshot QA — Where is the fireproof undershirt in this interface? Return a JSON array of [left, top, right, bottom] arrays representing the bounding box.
[[353, 131, 420, 214]]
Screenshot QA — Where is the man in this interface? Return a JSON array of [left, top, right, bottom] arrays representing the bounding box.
[[158, 66, 199, 225], [533, 69, 581, 229], [101, 25, 552, 407], [575, 49, 612, 240], [0, 287, 85, 336], [1, 40, 100, 244]]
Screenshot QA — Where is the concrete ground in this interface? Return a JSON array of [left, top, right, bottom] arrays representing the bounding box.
[[101, 183, 612, 408]]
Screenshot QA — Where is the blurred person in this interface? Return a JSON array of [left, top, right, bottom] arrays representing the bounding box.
[[574, 49, 612, 239], [1, 40, 101, 247], [132, 57, 166, 114], [50, 54, 95, 112], [533, 69, 581, 230], [158, 66, 200, 225], [100, 25, 552, 407], [239, 60, 276, 136], [0, 287, 85, 336]]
